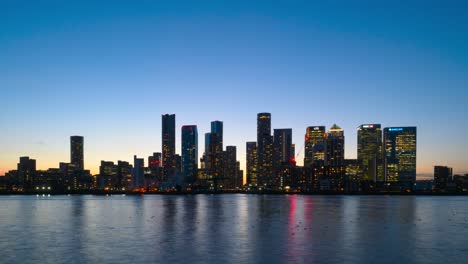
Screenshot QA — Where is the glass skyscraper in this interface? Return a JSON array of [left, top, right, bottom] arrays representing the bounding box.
[[357, 124, 383, 182], [162, 114, 176, 180], [257, 113, 273, 187], [181, 125, 198, 184], [246, 142, 258, 186], [384, 127, 417, 182], [304, 126, 327, 167]]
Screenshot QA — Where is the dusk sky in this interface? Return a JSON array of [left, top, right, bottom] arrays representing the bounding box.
[[1, 0, 467, 179]]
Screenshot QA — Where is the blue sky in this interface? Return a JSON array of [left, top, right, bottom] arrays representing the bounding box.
[[1, 0, 467, 178]]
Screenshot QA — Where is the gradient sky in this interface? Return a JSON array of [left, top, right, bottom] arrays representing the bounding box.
[[1, 0, 468, 179]]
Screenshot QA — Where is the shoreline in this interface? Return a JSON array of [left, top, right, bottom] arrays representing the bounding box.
[[0, 191, 466, 196]]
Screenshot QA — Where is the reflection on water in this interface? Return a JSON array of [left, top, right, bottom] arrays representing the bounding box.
[[1, 195, 468, 263]]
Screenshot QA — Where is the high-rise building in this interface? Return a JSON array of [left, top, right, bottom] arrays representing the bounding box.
[[327, 124, 345, 167], [132, 155, 144, 189], [434, 166, 453, 190], [204, 133, 212, 169], [246, 142, 258, 186], [273, 129, 293, 165], [357, 124, 383, 182], [257, 113, 273, 187], [304, 126, 327, 167], [17, 156, 36, 190], [181, 125, 198, 184], [209, 121, 224, 186], [70, 136, 84, 170], [162, 114, 176, 181], [224, 146, 238, 188], [327, 124, 345, 188], [273, 128, 293, 189], [384, 127, 417, 182]]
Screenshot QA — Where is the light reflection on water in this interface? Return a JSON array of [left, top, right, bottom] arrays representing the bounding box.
[[1, 195, 468, 263]]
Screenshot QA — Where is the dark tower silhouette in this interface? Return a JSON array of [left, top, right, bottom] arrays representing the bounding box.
[[70, 136, 84, 170], [257, 113, 273, 187], [162, 114, 176, 181]]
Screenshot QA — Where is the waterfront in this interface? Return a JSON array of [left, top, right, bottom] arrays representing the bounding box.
[[1, 195, 468, 263]]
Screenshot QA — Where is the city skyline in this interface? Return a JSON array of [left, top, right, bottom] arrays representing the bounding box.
[[0, 113, 465, 180], [1, 1, 468, 178]]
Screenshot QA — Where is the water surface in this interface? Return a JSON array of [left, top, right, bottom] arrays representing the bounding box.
[[1, 195, 467, 263]]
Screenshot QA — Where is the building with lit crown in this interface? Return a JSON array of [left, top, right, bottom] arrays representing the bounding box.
[[357, 124, 383, 182], [384, 127, 417, 182]]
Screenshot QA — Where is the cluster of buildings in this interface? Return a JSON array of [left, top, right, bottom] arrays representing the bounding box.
[[245, 114, 419, 192], [0, 112, 466, 193]]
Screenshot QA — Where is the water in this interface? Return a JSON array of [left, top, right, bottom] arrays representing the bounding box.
[[1, 195, 467, 264]]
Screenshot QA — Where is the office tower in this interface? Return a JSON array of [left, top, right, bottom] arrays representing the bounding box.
[[273, 129, 293, 165], [17, 156, 36, 189], [384, 127, 417, 182], [132, 155, 144, 189], [257, 113, 273, 187], [434, 166, 453, 190], [117, 161, 132, 190], [327, 124, 345, 188], [208, 121, 224, 186], [181, 125, 198, 184], [162, 114, 176, 180], [246, 142, 258, 186], [304, 126, 327, 167], [224, 146, 238, 188], [70, 136, 84, 170], [357, 124, 383, 181], [327, 124, 345, 167]]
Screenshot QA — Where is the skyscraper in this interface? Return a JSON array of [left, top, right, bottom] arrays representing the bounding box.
[[246, 142, 258, 186], [273, 129, 293, 166], [327, 124, 345, 189], [70, 136, 84, 170], [257, 113, 273, 187], [357, 124, 383, 182], [327, 124, 345, 167], [209, 121, 224, 186], [162, 114, 176, 181], [224, 146, 238, 188], [181, 125, 198, 184], [132, 155, 144, 189], [304, 126, 327, 167], [384, 127, 417, 182]]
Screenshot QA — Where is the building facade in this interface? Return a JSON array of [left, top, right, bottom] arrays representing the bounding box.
[[70, 136, 84, 170], [246, 142, 258, 186], [357, 124, 383, 182], [181, 125, 198, 184], [384, 127, 417, 182], [162, 114, 176, 181], [257, 113, 273, 187]]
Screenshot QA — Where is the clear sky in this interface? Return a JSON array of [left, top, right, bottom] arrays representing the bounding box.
[[1, 0, 467, 179]]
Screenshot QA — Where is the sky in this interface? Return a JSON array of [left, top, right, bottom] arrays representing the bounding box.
[[1, 0, 468, 179]]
